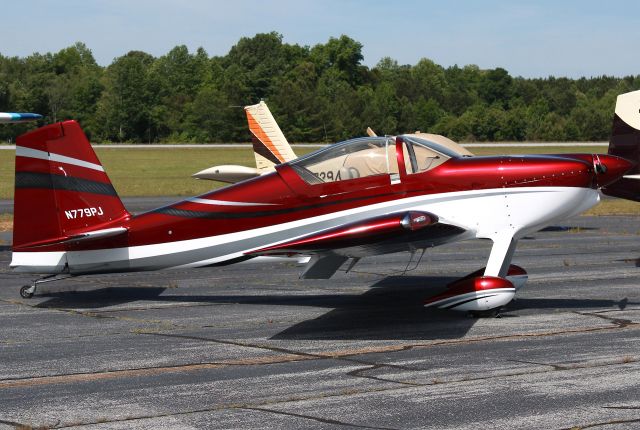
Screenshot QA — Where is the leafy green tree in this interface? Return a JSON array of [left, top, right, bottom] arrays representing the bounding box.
[[411, 58, 446, 104], [184, 83, 229, 142], [568, 93, 612, 140], [94, 51, 156, 142], [442, 65, 481, 115], [225, 32, 307, 102], [479, 68, 512, 107], [2, 36, 640, 143], [399, 97, 444, 134], [270, 61, 321, 142], [314, 67, 360, 141], [310, 35, 365, 87], [359, 82, 398, 135], [148, 45, 211, 141]]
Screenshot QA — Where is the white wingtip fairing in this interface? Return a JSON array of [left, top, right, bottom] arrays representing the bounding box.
[[0, 113, 43, 124]]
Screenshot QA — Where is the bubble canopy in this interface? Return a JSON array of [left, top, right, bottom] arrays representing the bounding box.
[[288, 135, 463, 184]]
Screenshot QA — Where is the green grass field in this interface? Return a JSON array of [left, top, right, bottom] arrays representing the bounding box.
[[0, 146, 318, 199], [1, 145, 637, 217]]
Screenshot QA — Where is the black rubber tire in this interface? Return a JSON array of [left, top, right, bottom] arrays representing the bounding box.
[[20, 285, 34, 299]]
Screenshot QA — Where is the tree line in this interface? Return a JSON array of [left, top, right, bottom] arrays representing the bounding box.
[[1, 33, 639, 143]]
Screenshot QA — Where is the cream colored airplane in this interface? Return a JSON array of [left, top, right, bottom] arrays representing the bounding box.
[[192, 101, 473, 183], [192, 101, 298, 183]]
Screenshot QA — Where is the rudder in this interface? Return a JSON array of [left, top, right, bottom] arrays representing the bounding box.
[[245, 101, 297, 172]]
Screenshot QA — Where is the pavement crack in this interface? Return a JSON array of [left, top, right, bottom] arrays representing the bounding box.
[[507, 358, 566, 370], [2, 300, 185, 330], [602, 405, 640, 410], [562, 417, 640, 429], [344, 361, 424, 386], [139, 331, 324, 359], [240, 406, 400, 430], [574, 311, 633, 328], [141, 333, 429, 388], [0, 418, 31, 429]]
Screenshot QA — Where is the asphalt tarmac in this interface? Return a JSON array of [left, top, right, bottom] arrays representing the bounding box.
[[0, 209, 639, 429]]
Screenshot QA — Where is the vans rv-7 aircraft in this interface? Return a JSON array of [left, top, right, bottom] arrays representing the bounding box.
[[10, 91, 640, 315]]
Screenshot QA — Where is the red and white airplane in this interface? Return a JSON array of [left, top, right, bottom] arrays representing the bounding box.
[[10, 91, 640, 315]]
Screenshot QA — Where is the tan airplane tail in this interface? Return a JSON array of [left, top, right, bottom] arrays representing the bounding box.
[[245, 101, 297, 172], [602, 90, 640, 201]]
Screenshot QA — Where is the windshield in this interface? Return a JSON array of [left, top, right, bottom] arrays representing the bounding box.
[[400, 135, 457, 174], [401, 135, 462, 159]]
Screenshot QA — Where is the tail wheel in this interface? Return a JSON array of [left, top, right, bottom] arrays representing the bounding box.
[[20, 285, 34, 299]]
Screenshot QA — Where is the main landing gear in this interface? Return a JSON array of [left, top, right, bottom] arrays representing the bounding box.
[[424, 233, 528, 316], [19, 274, 72, 299]]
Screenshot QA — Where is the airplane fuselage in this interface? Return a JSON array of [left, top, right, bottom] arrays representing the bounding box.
[[11, 153, 622, 275]]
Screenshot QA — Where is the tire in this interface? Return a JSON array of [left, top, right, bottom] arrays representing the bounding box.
[[20, 285, 34, 299]]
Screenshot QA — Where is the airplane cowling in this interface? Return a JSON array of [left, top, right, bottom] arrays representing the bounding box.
[[424, 276, 516, 312]]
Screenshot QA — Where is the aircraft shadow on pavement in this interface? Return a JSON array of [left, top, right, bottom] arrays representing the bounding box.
[[35, 287, 169, 309], [35, 275, 480, 341], [614, 257, 640, 267], [33, 275, 636, 341], [539, 225, 599, 233], [520, 225, 600, 240], [271, 276, 477, 341], [507, 297, 634, 311]]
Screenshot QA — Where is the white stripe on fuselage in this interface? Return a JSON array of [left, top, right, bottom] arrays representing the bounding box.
[[16, 146, 104, 172], [11, 186, 600, 273], [187, 197, 277, 206]]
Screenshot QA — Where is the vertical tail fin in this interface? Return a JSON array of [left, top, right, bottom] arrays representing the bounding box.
[[245, 101, 297, 172], [13, 121, 130, 249], [603, 90, 640, 201]]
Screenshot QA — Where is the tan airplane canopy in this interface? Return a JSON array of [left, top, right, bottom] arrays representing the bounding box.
[[366, 128, 473, 157]]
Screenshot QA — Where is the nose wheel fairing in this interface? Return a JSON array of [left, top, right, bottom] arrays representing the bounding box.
[[424, 276, 516, 312], [424, 264, 528, 313]]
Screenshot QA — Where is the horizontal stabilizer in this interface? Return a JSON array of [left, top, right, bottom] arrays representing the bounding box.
[[20, 227, 128, 248], [192, 165, 260, 183]]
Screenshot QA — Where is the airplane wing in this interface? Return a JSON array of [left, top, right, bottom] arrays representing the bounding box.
[[0, 113, 42, 124], [246, 211, 467, 278]]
